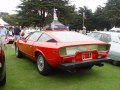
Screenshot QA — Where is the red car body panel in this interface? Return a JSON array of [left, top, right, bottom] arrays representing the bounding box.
[[16, 31, 110, 68], [0, 46, 6, 85], [6, 35, 14, 43]]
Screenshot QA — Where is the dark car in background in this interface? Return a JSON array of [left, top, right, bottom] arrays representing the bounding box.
[[0, 46, 6, 86]]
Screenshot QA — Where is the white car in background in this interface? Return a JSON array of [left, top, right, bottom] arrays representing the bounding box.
[[88, 31, 120, 66]]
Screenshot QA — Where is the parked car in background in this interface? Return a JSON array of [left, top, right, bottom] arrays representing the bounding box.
[[88, 31, 120, 66], [6, 35, 14, 44], [20, 29, 35, 39], [15, 31, 111, 75], [0, 46, 6, 86]]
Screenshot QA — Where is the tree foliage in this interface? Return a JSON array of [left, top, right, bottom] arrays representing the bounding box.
[[77, 6, 93, 30], [104, 0, 120, 27], [17, 0, 75, 27], [93, 6, 111, 30], [3, 0, 120, 31], [0, 12, 9, 17], [3, 14, 19, 25]]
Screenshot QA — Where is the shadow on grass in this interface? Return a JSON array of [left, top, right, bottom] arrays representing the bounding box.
[[17, 56, 102, 79], [0, 56, 106, 90]]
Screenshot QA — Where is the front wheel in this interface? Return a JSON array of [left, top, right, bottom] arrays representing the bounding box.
[[37, 54, 53, 75], [0, 73, 6, 86], [113, 61, 120, 66], [15, 46, 23, 58]]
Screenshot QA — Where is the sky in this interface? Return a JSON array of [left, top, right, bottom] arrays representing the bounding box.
[[0, 0, 108, 14], [71, 0, 108, 12], [0, 0, 21, 14]]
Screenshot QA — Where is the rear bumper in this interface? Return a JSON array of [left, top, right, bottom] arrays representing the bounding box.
[[58, 57, 111, 70]]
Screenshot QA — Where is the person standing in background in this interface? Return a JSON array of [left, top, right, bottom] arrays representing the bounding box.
[[0, 25, 8, 49], [12, 25, 21, 48], [82, 26, 87, 35], [13, 25, 21, 41], [8, 27, 14, 36]]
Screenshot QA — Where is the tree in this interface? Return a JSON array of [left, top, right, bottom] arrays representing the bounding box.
[[0, 12, 9, 17], [3, 14, 19, 25], [104, 0, 120, 27], [17, 0, 75, 27], [77, 6, 93, 31], [93, 6, 111, 30]]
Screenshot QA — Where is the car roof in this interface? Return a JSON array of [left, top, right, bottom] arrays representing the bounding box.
[[40, 30, 106, 43], [41, 30, 69, 33], [92, 31, 120, 36]]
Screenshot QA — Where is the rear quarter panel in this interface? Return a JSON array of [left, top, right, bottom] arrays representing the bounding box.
[[33, 42, 61, 67]]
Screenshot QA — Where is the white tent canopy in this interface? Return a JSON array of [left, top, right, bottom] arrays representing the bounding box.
[[0, 18, 8, 25], [110, 27, 120, 32]]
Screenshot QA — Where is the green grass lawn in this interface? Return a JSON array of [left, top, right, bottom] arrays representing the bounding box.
[[0, 44, 120, 90]]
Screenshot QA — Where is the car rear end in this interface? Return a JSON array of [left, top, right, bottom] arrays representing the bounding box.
[[46, 31, 111, 70], [58, 43, 111, 70]]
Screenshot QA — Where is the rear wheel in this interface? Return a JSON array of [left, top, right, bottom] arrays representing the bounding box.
[[37, 54, 53, 75], [113, 61, 120, 66], [15, 46, 23, 58], [0, 73, 6, 86]]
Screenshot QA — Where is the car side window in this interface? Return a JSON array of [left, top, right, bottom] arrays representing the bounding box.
[[101, 34, 111, 42], [26, 32, 42, 41], [88, 33, 97, 37], [92, 33, 102, 40], [38, 33, 57, 42]]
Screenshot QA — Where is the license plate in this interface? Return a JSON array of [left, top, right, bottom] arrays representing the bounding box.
[[82, 52, 92, 61]]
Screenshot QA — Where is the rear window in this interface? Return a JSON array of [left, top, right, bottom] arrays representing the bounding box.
[[51, 31, 93, 42]]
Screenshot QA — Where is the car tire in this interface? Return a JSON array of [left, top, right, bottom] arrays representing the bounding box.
[[37, 54, 53, 75], [15, 46, 23, 58], [113, 61, 120, 66], [0, 73, 6, 86]]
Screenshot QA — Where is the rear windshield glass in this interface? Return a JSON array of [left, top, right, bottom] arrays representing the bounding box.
[[51, 31, 94, 42]]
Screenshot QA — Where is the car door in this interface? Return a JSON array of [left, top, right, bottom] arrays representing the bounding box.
[[22, 32, 42, 58], [108, 35, 120, 60]]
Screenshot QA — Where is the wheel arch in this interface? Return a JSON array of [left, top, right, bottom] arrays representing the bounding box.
[[34, 50, 46, 60]]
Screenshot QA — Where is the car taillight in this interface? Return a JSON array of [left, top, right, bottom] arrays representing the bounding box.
[[59, 45, 109, 57], [97, 45, 109, 52], [59, 48, 67, 56]]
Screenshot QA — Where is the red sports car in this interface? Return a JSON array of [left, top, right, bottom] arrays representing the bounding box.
[[6, 35, 14, 44], [0, 46, 6, 86], [15, 31, 111, 75]]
